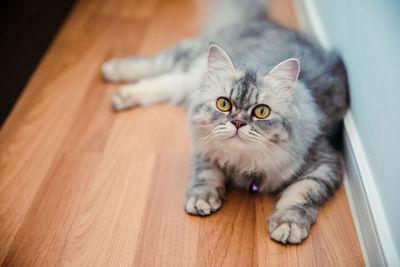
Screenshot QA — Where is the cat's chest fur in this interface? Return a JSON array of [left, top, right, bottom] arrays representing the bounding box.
[[201, 140, 303, 193]]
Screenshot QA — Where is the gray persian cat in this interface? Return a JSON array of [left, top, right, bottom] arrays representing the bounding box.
[[102, 0, 348, 244]]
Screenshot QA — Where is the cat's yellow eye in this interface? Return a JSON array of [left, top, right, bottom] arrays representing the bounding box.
[[253, 105, 270, 119], [216, 97, 232, 112]]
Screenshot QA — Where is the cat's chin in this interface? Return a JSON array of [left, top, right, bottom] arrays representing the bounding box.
[[224, 136, 252, 150]]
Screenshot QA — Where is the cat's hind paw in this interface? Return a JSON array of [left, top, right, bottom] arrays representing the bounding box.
[[102, 59, 121, 82], [111, 91, 136, 111]]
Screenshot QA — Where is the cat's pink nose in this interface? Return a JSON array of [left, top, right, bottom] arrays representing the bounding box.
[[231, 119, 247, 129]]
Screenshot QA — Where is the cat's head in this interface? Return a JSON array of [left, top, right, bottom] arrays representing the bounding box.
[[189, 44, 307, 163]]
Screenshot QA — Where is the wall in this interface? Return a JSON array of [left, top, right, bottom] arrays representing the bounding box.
[[309, 0, 400, 254]]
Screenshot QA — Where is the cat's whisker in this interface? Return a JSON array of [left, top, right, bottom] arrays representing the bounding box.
[[194, 131, 230, 150]]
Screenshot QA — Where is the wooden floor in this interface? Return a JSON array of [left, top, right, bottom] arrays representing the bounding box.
[[0, 0, 364, 266]]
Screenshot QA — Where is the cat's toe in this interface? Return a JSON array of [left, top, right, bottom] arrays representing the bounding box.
[[195, 199, 212, 215], [111, 92, 136, 111], [102, 59, 121, 82], [269, 221, 309, 244], [185, 196, 197, 214], [208, 196, 222, 211], [111, 92, 125, 111]]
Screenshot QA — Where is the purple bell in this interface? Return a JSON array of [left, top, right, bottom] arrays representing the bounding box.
[[249, 182, 259, 193]]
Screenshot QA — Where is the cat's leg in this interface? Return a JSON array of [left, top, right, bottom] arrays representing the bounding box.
[[102, 38, 203, 82], [184, 154, 226, 216], [111, 65, 204, 110], [268, 140, 342, 244], [102, 56, 156, 83]]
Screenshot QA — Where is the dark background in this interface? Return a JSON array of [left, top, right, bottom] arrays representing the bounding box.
[[0, 0, 76, 127]]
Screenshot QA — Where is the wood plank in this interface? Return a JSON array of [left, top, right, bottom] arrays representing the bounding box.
[[133, 153, 197, 267], [2, 153, 103, 266], [0, 0, 149, 260], [59, 153, 156, 266], [0, 36, 108, 263]]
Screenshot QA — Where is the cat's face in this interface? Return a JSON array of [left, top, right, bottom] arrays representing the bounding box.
[[189, 45, 300, 156]]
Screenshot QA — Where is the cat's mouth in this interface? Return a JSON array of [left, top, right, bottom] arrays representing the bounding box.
[[229, 131, 244, 142]]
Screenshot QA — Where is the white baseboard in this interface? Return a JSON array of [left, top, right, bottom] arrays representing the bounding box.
[[343, 112, 399, 266], [292, 1, 400, 266]]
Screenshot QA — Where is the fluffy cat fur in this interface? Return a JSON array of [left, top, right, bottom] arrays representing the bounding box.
[[102, 0, 349, 244]]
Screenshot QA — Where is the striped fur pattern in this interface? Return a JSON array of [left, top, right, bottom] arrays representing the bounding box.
[[102, 0, 349, 244]]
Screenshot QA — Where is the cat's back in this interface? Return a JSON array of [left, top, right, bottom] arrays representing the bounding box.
[[210, 21, 322, 69]]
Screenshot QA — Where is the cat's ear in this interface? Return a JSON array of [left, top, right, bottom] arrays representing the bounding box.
[[207, 44, 235, 77], [264, 58, 300, 93]]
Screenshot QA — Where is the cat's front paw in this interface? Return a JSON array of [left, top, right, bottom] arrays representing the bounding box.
[[184, 186, 224, 216], [268, 221, 309, 244], [268, 210, 312, 244]]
